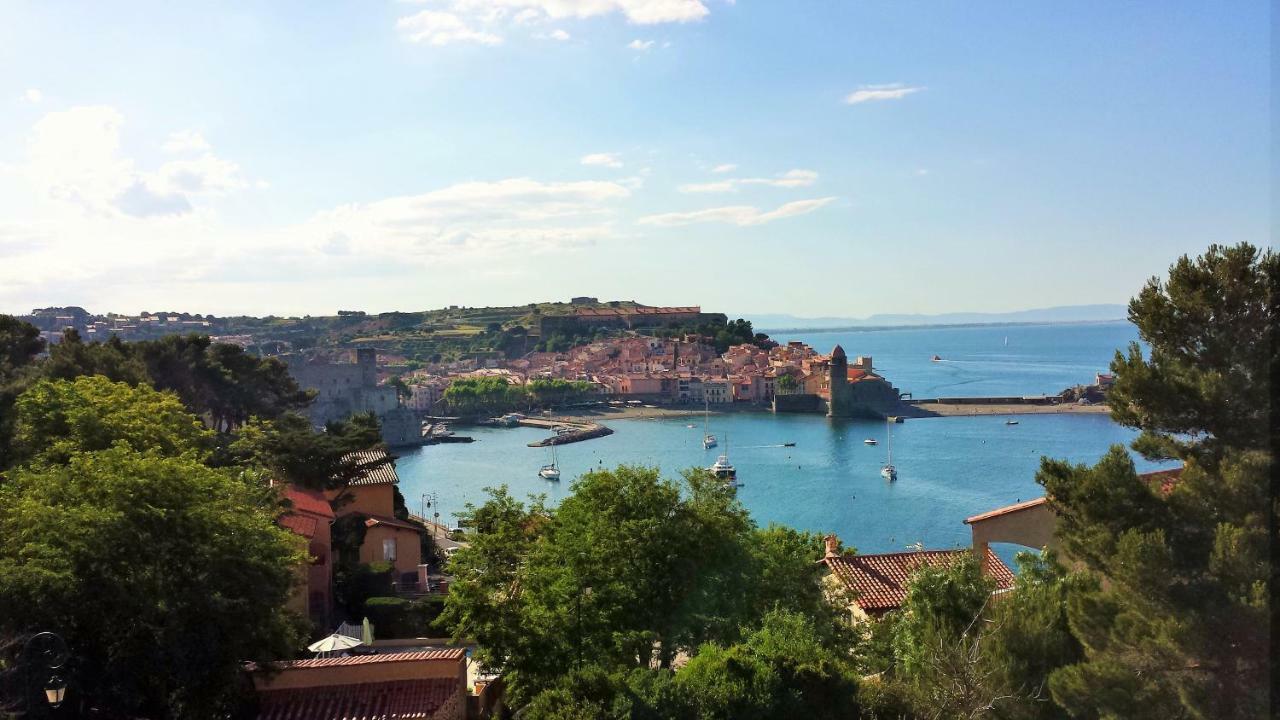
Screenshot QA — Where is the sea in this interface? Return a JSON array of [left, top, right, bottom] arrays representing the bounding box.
[[395, 321, 1176, 564]]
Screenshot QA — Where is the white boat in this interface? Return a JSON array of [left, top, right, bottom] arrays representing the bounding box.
[[538, 443, 561, 480], [702, 396, 718, 449], [863, 438, 878, 446], [1006, 419, 1019, 425], [707, 434, 737, 485], [880, 420, 897, 481]]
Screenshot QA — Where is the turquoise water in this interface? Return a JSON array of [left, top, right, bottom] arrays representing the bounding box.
[[396, 413, 1169, 559], [782, 321, 1141, 398], [395, 321, 1170, 561]]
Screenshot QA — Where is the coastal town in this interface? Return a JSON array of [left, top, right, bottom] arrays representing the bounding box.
[[0, 1, 1268, 715], [17, 301, 1115, 452]]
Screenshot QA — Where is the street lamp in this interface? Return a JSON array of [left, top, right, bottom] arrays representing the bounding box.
[[44, 675, 66, 709], [12, 631, 70, 716]]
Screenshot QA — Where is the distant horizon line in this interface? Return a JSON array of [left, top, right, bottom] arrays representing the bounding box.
[[756, 318, 1132, 335]]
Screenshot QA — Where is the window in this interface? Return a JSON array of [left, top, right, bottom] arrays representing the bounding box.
[[382, 538, 397, 562]]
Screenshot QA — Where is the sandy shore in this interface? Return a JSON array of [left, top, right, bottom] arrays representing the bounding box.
[[550, 405, 738, 423], [906, 403, 1109, 418], [547, 402, 1108, 424]]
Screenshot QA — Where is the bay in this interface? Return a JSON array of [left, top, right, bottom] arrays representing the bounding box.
[[395, 320, 1172, 562]]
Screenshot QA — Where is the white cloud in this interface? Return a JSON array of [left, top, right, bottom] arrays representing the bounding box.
[[580, 152, 623, 168], [844, 83, 924, 105], [22, 88, 43, 104], [678, 168, 818, 193], [628, 38, 655, 51], [397, 0, 707, 46], [398, 10, 503, 45], [710, 163, 737, 174], [22, 105, 251, 219], [638, 197, 836, 227], [429, 0, 708, 25], [303, 177, 630, 260], [162, 129, 212, 154]]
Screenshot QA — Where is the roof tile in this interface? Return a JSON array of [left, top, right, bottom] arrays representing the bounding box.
[[824, 548, 1015, 614], [344, 449, 400, 486], [256, 678, 459, 720]]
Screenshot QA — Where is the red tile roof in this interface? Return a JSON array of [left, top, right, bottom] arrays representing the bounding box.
[[966, 467, 1185, 525], [258, 648, 466, 671], [365, 514, 428, 533], [284, 486, 335, 518], [279, 514, 319, 538], [1141, 467, 1183, 495], [256, 678, 459, 720], [344, 449, 400, 486], [824, 548, 1015, 614]]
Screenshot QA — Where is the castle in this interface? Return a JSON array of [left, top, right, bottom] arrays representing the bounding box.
[[283, 349, 423, 447], [824, 345, 902, 418]]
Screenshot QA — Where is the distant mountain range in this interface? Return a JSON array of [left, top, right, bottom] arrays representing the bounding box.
[[745, 304, 1129, 331]]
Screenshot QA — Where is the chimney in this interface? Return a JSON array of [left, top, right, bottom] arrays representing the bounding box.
[[823, 534, 840, 559]]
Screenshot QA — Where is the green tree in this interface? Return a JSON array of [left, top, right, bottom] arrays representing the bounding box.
[[980, 551, 1084, 720], [9, 375, 212, 468], [438, 467, 846, 707], [675, 609, 861, 720], [42, 330, 149, 385], [228, 411, 390, 499], [0, 315, 43, 374], [0, 380, 305, 718], [0, 316, 45, 471], [1039, 243, 1274, 719]]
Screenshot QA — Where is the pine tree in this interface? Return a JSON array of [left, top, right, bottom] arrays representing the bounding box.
[[1040, 243, 1275, 719]]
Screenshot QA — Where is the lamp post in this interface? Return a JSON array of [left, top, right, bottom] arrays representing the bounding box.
[[14, 631, 70, 717]]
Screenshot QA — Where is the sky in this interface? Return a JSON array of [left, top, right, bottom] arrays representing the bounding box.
[[0, 1, 1270, 318]]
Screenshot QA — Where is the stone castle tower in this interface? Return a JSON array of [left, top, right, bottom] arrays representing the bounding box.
[[827, 344, 848, 417]]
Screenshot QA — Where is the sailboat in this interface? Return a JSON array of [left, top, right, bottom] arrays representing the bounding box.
[[538, 442, 561, 480], [707, 433, 737, 486], [880, 420, 897, 481], [702, 396, 718, 449]]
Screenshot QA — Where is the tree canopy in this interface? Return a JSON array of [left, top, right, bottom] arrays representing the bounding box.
[[1038, 242, 1274, 718], [437, 466, 855, 711], [0, 379, 306, 718]]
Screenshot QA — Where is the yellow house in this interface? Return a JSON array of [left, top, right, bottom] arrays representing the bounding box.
[[327, 449, 427, 583]]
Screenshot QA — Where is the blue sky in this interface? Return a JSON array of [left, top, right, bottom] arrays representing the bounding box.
[[0, 1, 1269, 318]]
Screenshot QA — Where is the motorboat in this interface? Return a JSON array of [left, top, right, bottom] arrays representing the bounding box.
[[931, 355, 942, 361], [707, 434, 737, 486], [1006, 420, 1019, 425], [707, 455, 736, 483], [863, 438, 878, 446]]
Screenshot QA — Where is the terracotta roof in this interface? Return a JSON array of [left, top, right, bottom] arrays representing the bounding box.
[[365, 514, 427, 533], [344, 449, 400, 486], [824, 548, 1015, 614], [280, 514, 318, 538], [1140, 467, 1183, 495], [966, 467, 1183, 525], [256, 678, 459, 720], [284, 486, 335, 518], [964, 497, 1049, 525], [260, 649, 466, 671]]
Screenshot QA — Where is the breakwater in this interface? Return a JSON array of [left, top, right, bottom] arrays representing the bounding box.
[[519, 417, 615, 447]]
